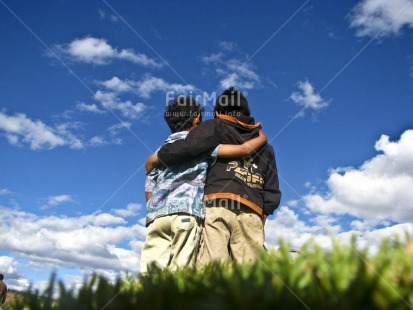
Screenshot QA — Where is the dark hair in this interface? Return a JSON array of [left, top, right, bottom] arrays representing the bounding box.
[[0, 274, 3, 280], [214, 86, 250, 116], [164, 95, 203, 133]]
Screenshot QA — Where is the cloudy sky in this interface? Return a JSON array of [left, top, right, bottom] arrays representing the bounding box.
[[1, 0, 412, 292]]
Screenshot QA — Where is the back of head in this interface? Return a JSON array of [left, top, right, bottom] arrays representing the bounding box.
[[0, 274, 3, 281], [214, 86, 251, 117], [164, 95, 203, 133]]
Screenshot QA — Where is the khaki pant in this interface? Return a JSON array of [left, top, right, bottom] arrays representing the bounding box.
[[140, 214, 202, 274], [197, 202, 264, 264]]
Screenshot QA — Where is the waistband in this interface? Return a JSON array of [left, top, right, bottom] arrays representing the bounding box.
[[203, 193, 263, 215]]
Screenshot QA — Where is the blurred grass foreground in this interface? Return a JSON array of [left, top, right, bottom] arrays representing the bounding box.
[[2, 236, 413, 310]]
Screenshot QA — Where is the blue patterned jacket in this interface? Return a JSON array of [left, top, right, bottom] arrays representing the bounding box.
[[145, 131, 218, 226]]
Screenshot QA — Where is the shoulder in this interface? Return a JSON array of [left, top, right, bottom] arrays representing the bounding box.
[[199, 118, 220, 129], [266, 143, 275, 153], [188, 118, 221, 137], [260, 143, 276, 159]]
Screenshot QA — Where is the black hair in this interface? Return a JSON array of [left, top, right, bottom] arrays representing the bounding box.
[[164, 95, 203, 133], [214, 86, 250, 116], [0, 274, 3, 280]]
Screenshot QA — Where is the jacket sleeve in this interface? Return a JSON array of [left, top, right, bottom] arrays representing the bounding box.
[[157, 120, 221, 166], [263, 145, 282, 215], [145, 168, 160, 193]]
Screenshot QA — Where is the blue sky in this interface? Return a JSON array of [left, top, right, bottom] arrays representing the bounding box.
[[1, 0, 412, 292]]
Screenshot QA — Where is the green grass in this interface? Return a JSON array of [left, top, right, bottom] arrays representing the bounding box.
[[3, 235, 413, 309]]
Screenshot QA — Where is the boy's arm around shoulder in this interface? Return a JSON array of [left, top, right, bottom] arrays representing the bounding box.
[[157, 120, 221, 165], [218, 130, 267, 157], [145, 153, 159, 175]]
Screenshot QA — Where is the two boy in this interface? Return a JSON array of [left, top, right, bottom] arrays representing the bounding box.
[[140, 94, 267, 272], [151, 87, 281, 264]]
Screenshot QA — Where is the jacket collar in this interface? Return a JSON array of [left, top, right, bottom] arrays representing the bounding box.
[[216, 113, 262, 129]]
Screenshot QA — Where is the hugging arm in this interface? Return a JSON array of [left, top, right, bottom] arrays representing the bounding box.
[[145, 130, 267, 174], [156, 120, 221, 166], [146, 120, 268, 173], [217, 130, 267, 157]]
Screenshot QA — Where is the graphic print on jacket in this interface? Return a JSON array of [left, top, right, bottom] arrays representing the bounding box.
[[226, 156, 264, 189]]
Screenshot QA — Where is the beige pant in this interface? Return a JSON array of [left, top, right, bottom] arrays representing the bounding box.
[[197, 202, 265, 264], [140, 214, 202, 274]]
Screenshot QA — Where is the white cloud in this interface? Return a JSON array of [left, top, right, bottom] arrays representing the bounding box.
[[354, 223, 413, 250], [218, 41, 238, 52], [264, 129, 413, 254], [93, 76, 195, 118], [135, 75, 195, 99], [98, 76, 133, 93], [94, 90, 147, 119], [75, 74, 193, 138], [107, 244, 139, 271], [0, 205, 146, 282], [112, 203, 142, 217], [201, 52, 224, 64], [87, 135, 109, 147], [68, 37, 113, 64], [53, 37, 162, 68], [117, 49, 159, 67], [264, 206, 343, 252], [0, 256, 29, 291], [0, 256, 19, 276], [108, 121, 131, 135], [202, 43, 261, 90], [106, 121, 131, 145], [217, 60, 261, 90], [0, 109, 128, 150], [303, 130, 413, 224], [40, 194, 75, 210], [289, 80, 329, 115], [48, 195, 75, 206], [0, 111, 83, 150], [68, 102, 129, 145], [265, 206, 413, 255], [349, 0, 413, 37], [76, 102, 106, 114]]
